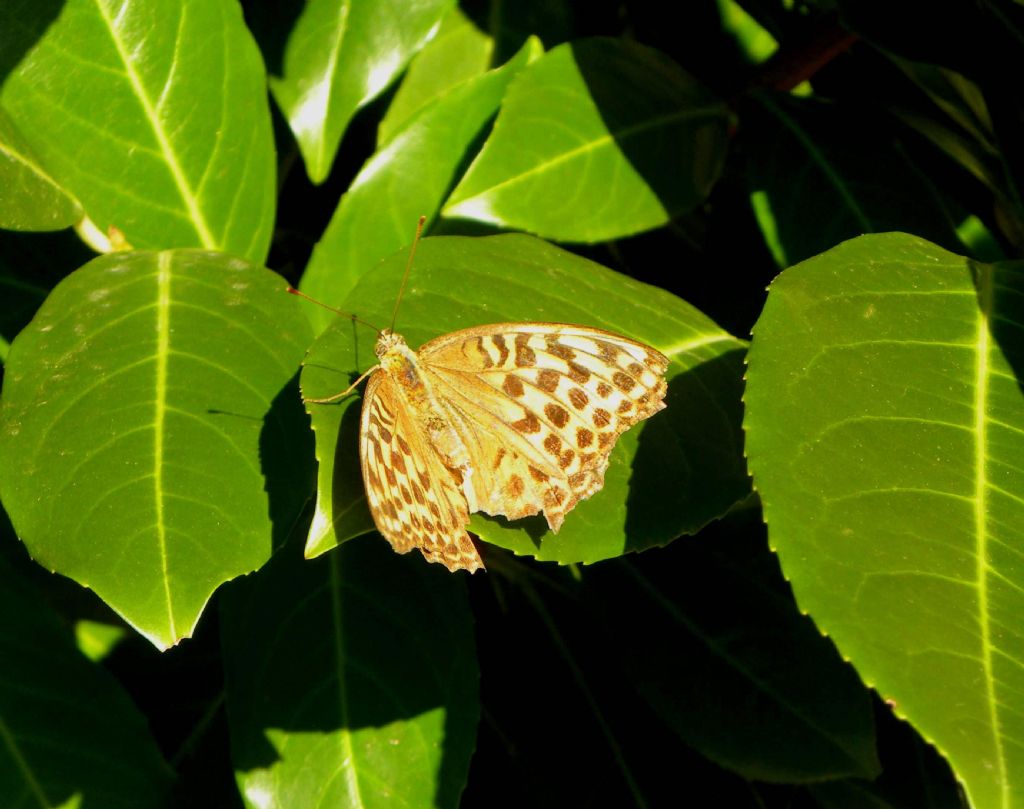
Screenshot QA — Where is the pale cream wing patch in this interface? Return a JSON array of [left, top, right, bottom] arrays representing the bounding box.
[[419, 324, 669, 532], [359, 371, 483, 572]]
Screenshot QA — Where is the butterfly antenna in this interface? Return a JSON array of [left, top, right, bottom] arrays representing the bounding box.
[[286, 287, 381, 333], [389, 215, 427, 334]]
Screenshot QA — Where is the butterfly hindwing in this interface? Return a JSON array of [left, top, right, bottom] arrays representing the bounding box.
[[359, 371, 483, 572]]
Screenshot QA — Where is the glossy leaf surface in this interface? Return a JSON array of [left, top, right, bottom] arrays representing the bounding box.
[[270, 0, 453, 183], [377, 6, 494, 146], [300, 39, 540, 331], [0, 250, 313, 648], [0, 0, 275, 262], [0, 108, 80, 232], [443, 38, 729, 242], [744, 233, 1024, 809]]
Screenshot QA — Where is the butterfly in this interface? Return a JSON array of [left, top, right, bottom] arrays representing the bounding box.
[[350, 322, 669, 571], [293, 225, 669, 572]]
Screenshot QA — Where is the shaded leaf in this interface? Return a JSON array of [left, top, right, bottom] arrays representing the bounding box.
[[270, 0, 454, 184], [744, 232, 1024, 809], [0, 554, 172, 807], [810, 707, 967, 809], [443, 38, 729, 242], [0, 107, 80, 231], [584, 529, 880, 782], [743, 93, 963, 268], [222, 536, 478, 809], [300, 39, 541, 332], [0, 0, 276, 262], [0, 250, 313, 649], [470, 547, 767, 807], [299, 235, 749, 563], [0, 230, 93, 363]]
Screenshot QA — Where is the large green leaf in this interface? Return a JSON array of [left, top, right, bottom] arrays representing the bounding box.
[[442, 38, 729, 243], [269, 0, 453, 184], [744, 233, 1024, 809], [0, 553, 172, 807], [376, 6, 494, 146], [0, 250, 313, 649], [222, 536, 478, 809], [299, 234, 749, 563], [300, 38, 541, 332], [584, 529, 880, 782], [0, 0, 275, 262], [0, 107, 80, 232]]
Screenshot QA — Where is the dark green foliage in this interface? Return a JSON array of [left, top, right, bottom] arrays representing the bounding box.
[[5, 1, 1022, 806]]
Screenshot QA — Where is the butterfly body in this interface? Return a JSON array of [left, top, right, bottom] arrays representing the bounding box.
[[355, 323, 669, 573]]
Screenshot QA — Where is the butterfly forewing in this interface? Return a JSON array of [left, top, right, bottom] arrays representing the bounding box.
[[417, 324, 669, 535]]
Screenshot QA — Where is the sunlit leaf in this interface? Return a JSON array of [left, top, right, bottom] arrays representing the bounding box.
[[0, 107, 80, 232], [744, 232, 1024, 809], [300, 38, 541, 332], [0, 0, 276, 262], [377, 6, 494, 146], [443, 38, 729, 242], [0, 250, 313, 648], [270, 0, 453, 184]]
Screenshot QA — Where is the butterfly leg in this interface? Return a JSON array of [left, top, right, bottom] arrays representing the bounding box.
[[304, 364, 380, 403]]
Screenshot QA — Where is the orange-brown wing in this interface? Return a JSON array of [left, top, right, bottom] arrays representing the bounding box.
[[417, 323, 668, 532], [359, 370, 483, 572]]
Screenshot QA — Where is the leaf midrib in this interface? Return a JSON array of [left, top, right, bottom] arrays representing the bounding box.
[[446, 105, 724, 211], [973, 263, 1009, 806], [154, 253, 175, 640], [329, 553, 366, 809], [94, 0, 215, 247]]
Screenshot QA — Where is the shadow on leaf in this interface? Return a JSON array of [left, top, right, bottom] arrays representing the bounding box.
[[220, 534, 477, 809], [626, 346, 749, 550]]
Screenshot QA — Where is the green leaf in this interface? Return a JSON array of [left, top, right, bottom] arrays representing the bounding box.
[[0, 107, 80, 231], [809, 705, 967, 809], [0, 250, 313, 649], [744, 232, 1024, 809], [887, 57, 994, 150], [443, 38, 729, 243], [74, 619, 127, 662], [270, 0, 454, 184], [584, 530, 880, 782], [0, 0, 276, 262], [299, 234, 749, 563], [743, 93, 963, 268], [0, 554, 172, 806], [717, 0, 779, 64], [377, 6, 494, 146], [222, 536, 478, 809], [300, 38, 541, 332]]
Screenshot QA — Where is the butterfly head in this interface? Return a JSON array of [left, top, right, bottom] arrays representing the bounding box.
[[374, 329, 407, 359]]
